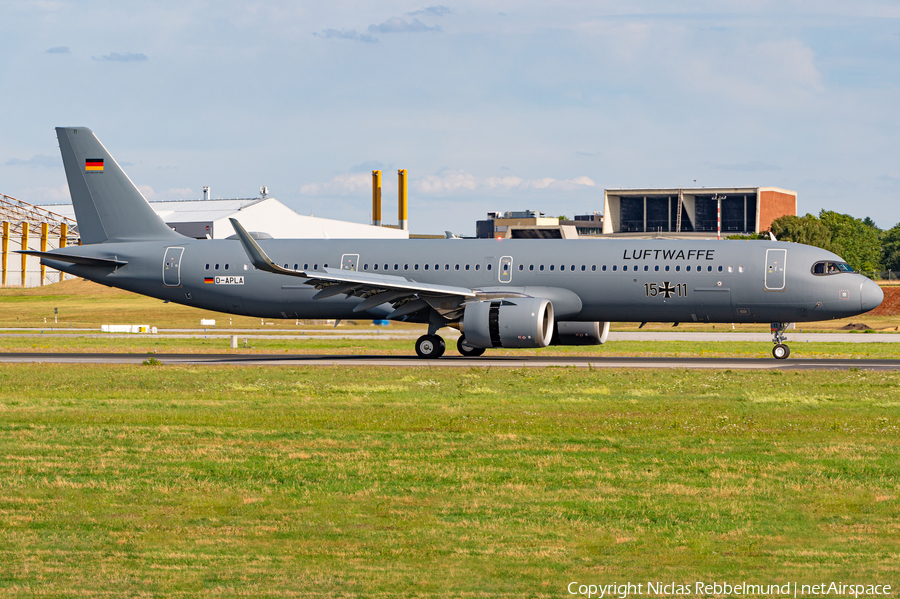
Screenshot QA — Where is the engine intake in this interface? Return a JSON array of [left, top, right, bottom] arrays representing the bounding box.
[[462, 298, 554, 348]]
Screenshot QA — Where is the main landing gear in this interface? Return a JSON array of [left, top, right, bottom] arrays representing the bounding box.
[[457, 335, 486, 357], [771, 322, 791, 360], [415, 334, 445, 359], [414, 334, 487, 359]]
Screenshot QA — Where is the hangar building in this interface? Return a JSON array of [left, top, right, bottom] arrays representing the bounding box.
[[41, 197, 409, 241], [602, 187, 796, 237]]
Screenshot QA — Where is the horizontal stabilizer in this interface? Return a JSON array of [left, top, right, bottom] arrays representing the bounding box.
[[17, 250, 127, 268]]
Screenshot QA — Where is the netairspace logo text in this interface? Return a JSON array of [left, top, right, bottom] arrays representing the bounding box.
[[567, 581, 893, 598]]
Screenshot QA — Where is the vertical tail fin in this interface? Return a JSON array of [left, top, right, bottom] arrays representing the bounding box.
[[56, 127, 182, 244]]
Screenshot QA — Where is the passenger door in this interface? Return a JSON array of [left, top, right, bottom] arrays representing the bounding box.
[[765, 249, 787, 291]]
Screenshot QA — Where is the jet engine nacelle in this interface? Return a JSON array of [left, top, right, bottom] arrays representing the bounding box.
[[551, 321, 610, 345], [462, 298, 554, 349]]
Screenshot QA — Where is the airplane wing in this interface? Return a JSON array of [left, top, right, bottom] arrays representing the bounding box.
[[229, 218, 477, 319]]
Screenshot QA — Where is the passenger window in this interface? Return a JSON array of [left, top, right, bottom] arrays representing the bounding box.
[[475, 264, 480, 271], [581, 265, 586, 271], [423, 264, 428, 270], [465, 264, 470, 270], [675, 265, 680, 272], [455, 264, 460, 270], [643, 265, 649, 272], [518, 264, 524, 271], [435, 264, 439, 270], [602, 265, 607, 271], [665, 265, 670, 272], [293, 264, 298, 270], [718, 265, 723, 272], [445, 264, 449, 270], [205, 264, 209, 270], [707, 266, 712, 272], [487, 263, 492, 271], [364, 264, 369, 270], [550, 265, 555, 271], [304, 264, 308, 270], [540, 265, 544, 271], [570, 265, 575, 271], [654, 265, 659, 271], [215, 263, 219, 270], [414, 264, 419, 270], [394, 264, 399, 270], [530, 265, 534, 271], [612, 265, 617, 272], [374, 264, 379, 270], [738, 266, 744, 273], [313, 264, 318, 270], [404, 264, 409, 270], [591, 265, 596, 271], [384, 264, 389, 270], [686, 266, 691, 272]]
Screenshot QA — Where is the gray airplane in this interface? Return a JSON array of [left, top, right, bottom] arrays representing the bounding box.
[[22, 127, 884, 359]]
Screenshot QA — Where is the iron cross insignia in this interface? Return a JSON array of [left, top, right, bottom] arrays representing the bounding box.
[[660, 282, 676, 298]]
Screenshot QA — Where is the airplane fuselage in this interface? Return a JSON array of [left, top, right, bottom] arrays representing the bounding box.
[[46, 237, 880, 324]]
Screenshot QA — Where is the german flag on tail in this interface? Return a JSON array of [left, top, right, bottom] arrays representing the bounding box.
[[84, 158, 104, 172]]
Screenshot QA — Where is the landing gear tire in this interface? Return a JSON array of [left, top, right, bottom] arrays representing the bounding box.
[[415, 334, 445, 359], [772, 344, 790, 360], [457, 335, 485, 357]]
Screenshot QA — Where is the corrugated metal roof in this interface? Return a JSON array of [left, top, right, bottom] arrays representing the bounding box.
[[37, 198, 266, 222]]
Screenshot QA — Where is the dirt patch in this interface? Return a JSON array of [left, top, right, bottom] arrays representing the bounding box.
[[839, 322, 872, 331], [868, 286, 900, 316]]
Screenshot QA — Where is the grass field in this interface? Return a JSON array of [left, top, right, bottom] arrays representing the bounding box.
[[0, 365, 897, 597], [1, 334, 900, 360]]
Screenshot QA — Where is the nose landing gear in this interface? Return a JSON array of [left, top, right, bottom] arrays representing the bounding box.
[[771, 322, 791, 359]]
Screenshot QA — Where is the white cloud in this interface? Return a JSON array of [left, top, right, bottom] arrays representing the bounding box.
[[313, 28, 378, 43], [92, 52, 148, 62], [417, 170, 595, 194], [18, 186, 70, 203], [368, 17, 440, 34], [300, 173, 371, 195]]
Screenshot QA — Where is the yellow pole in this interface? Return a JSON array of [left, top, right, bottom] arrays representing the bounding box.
[[40, 222, 48, 286], [398, 169, 408, 231], [20, 223, 29, 287], [59, 223, 68, 282], [372, 170, 382, 226], [1, 221, 8, 287]]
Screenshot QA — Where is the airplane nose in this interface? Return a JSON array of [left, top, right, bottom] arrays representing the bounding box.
[[860, 279, 884, 313]]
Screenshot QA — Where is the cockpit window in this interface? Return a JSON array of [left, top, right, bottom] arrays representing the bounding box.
[[811, 260, 854, 275]]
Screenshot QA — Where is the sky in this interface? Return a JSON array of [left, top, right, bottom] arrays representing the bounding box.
[[1, 1, 899, 235]]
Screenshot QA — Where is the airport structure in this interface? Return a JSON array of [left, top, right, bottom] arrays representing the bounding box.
[[475, 187, 797, 239], [42, 196, 409, 241], [1, 194, 78, 287], [602, 187, 797, 237]]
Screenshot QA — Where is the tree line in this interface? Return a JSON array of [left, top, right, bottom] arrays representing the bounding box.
[[759, 211, 900, 272]]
